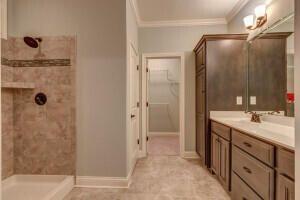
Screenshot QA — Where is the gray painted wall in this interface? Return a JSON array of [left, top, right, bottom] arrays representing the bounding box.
[[8, 0, 128, 177], [139, 25, 228, 151]]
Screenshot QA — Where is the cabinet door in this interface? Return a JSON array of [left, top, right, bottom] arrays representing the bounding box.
[[196, 70, 205, 114], [196, 69, 206, 161], [211, 133, 219, 175], [219, 137, 230, 191], [277, 175, 295, 200], [196, 115, 205, 160], [196, 46, 205, 72]]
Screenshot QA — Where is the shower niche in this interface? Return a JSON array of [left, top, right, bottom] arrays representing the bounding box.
[[1, 35, 76, 199]]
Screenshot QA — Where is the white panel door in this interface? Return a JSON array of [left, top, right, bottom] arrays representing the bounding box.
[[129, 45, 139, 167]]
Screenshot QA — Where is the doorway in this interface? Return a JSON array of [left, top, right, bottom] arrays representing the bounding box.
[[141, 53, 185, 157]]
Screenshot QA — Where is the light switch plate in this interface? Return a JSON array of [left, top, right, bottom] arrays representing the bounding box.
[[250, 96, 257, 105], [236, 96, 243, 105]]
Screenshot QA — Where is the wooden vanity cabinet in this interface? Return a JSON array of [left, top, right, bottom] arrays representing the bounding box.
[[194, 34, 248, 167], [277, 175, 295, 200], [195, 33, 290, 168], [211, 122, 231, 191], [276, 149, 295, 200], [231, 129, 295, 200], [210, 121, 295, 200], [211, 133, 219, 174]]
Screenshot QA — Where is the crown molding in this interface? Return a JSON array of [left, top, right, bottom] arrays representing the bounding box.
[[226, 0, 250, 22], [129, 0, 234, 28], [139, 18, 227, 28]]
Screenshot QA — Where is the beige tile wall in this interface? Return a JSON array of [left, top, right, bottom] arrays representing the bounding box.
[[1, 64, 14, 179], [1, 36, 76, 179]]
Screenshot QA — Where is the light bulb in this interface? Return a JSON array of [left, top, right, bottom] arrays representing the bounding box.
[[243, 15, 254, 29], [255, 4, 266, 20]]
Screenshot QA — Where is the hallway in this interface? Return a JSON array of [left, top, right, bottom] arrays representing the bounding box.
[[147, 135, 180, 156], [64, 156, 230, 200]]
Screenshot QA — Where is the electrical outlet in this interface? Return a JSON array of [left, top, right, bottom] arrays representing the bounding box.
[[236, 96, 243, 105], [250, 96, 257, 105]]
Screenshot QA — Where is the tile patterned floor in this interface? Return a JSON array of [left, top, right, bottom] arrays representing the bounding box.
[[147, 135, 180, 156], [64, 156, 230, 200]]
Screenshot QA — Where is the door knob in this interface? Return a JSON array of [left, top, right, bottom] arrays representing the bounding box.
[[131, 114, 136, 118]]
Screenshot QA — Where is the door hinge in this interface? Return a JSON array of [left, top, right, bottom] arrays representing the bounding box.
[[146, 102, 149, 107], [137, 139, 140, 145], [147, 136, 149, 141], [137, 102, 140, 107], [146, 68, 149, 73], [137, 65, 139, 70]]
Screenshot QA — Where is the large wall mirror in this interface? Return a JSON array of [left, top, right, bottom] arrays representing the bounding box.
[[247, 13, 295, 117]]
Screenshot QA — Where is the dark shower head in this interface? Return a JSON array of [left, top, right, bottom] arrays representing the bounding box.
[[24, 36, 42, 48]]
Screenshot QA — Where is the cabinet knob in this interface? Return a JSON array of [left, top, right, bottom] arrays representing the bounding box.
[[243, 142, 252, 148], [243, 166, 252, 174]]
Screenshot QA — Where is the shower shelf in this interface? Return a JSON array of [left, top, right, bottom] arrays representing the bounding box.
[[1, 81, 35, 89]]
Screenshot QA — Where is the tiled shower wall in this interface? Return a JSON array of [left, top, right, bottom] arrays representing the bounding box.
[[1, 36, 76, 179], [1, 64, 14, 179]]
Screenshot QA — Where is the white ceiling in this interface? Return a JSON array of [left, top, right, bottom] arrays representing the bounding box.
[[131, 0, 250, 27]]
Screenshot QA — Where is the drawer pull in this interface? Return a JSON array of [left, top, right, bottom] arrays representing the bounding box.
[[243, 166, 252, 174], [243, 142, 252, 148], [242, 198, 248, 200]]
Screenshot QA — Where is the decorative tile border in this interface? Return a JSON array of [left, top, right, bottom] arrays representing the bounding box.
[[1, 57, 71, 67]]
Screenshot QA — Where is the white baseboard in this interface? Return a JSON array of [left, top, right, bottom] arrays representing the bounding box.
[[148, 132, 179, 137], [183, 151, 200, 159], [138, 150, 147, 158], [75, 176, 130, 189], [76, 160, 136, 189]]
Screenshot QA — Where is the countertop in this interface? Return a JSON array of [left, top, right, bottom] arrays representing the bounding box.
[[210, 116, 295, 151]]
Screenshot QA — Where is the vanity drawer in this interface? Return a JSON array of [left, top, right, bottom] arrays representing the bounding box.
[[232, 129, 275, 167], [277, 148, 295, 179], [232, 146, 274, 200], [211, 121, 231, 140], [231, 172, 262, 200]]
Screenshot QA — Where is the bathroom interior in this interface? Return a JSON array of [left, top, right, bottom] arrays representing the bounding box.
[[0, 0, 299, 199]]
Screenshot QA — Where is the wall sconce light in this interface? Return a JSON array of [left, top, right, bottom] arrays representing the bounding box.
[[243, 4, 267, 30]]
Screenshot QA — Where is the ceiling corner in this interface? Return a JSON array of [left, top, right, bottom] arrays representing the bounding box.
[[226, 0, 251, 23]]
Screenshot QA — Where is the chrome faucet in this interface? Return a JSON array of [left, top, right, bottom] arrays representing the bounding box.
[[245, 111, 262, 123], [245, 110, 281, 123]]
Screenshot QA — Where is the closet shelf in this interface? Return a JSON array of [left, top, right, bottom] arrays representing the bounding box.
[[1, 81, 35, 89]]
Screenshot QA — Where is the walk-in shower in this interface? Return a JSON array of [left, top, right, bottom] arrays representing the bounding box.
[[1, 35, 76, 200]]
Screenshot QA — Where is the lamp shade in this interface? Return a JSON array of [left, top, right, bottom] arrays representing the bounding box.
[[243, 15, 254, 28], [255, 4, 266, 19]]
